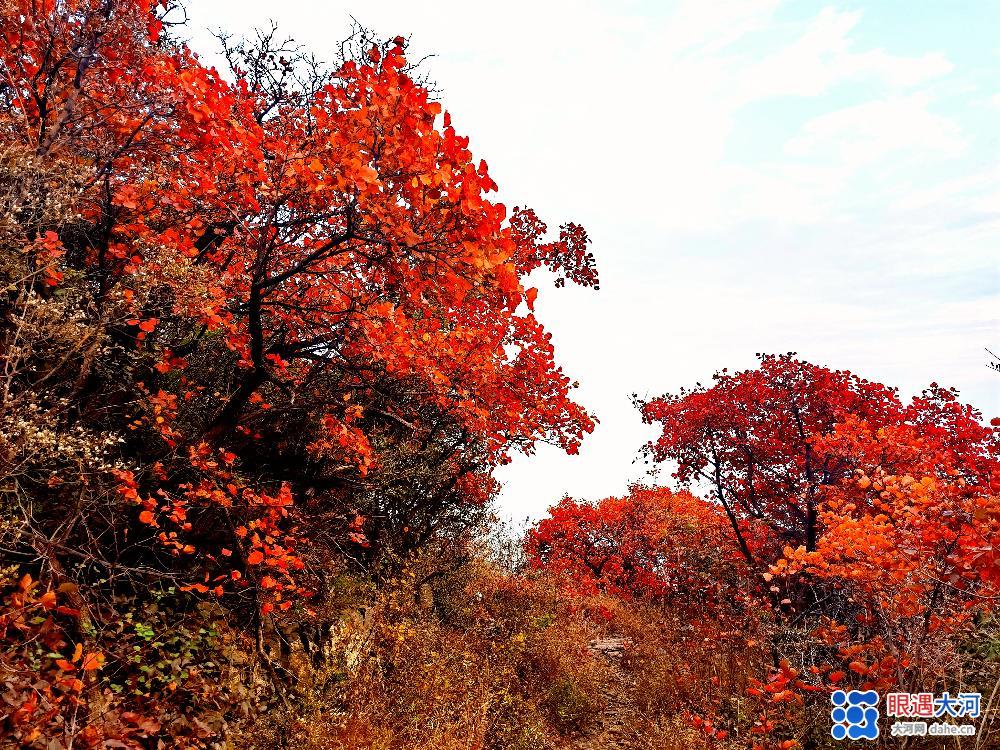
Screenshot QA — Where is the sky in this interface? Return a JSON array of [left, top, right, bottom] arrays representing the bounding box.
[[184, 0, 1000, 523]]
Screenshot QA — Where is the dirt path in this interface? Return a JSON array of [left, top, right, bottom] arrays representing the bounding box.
[[570, 637, 634, 750]]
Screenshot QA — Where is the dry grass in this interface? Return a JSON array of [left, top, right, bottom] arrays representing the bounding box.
[[232, 558, 618, 750], [229, 556, 998, 750]]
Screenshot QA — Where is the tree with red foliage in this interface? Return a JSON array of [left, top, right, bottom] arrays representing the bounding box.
[[638, 354, 998, 573], [0, 0, 597, 612], [526, 485, 743, 604]]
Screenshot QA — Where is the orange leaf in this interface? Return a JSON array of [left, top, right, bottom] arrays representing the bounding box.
[[525, 287, 538, 311], [81, 652, 104, 671]]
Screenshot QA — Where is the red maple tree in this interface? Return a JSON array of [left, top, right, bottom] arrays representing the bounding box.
[[1, 0, 598, 618], [638, 354, 997, 572], [526, 485, 744, 604]]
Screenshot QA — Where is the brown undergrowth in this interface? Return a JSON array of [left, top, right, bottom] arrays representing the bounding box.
[[228, 552, 758, 750]]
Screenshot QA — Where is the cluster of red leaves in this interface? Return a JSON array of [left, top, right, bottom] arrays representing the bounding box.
[[0, 575, 157, 748], [771, 416, 1000, 679], [526, 486, 745, 606]]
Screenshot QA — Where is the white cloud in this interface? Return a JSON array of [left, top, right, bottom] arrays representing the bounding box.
[[734, 8, 952, 102], [785, 94, 966, 164]]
